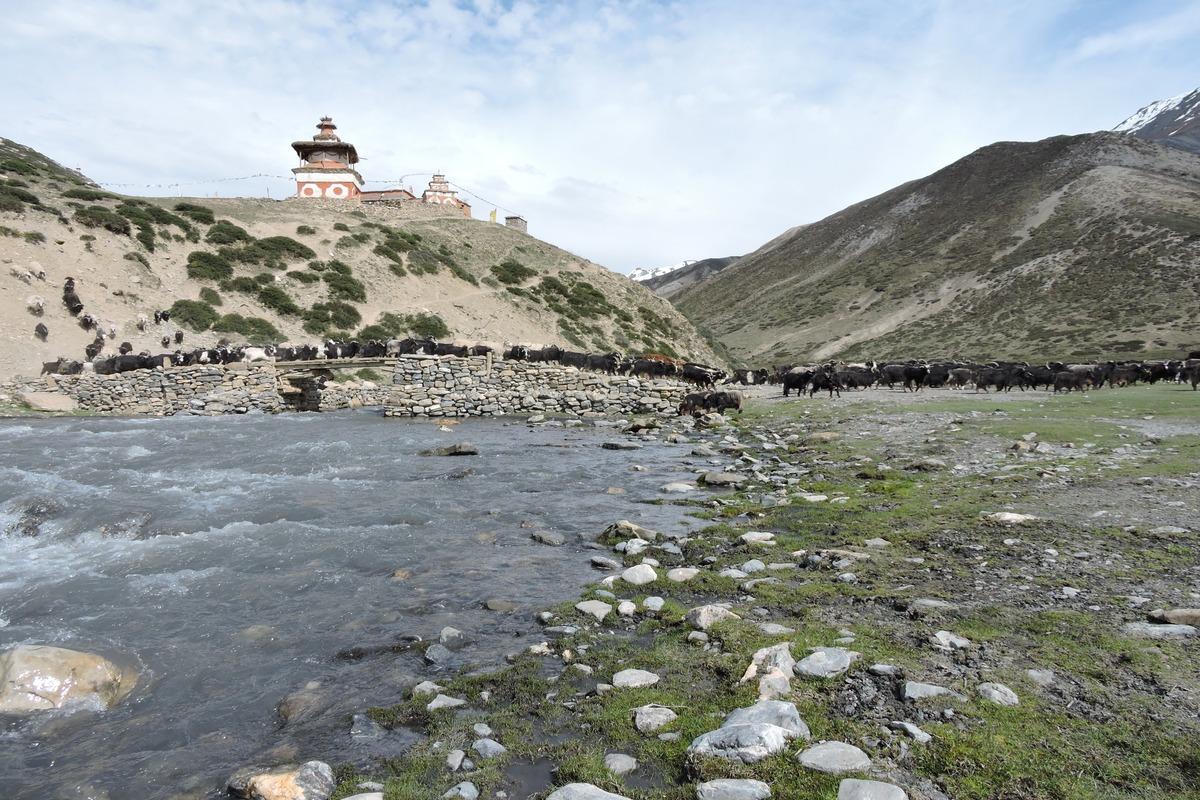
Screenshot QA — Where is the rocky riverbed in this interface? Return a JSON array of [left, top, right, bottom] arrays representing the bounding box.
[[304, 386, 1198, 800]]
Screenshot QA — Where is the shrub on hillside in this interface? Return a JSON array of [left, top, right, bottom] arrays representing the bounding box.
[[296, 225, 316, 235], [0, 158, 36, 176], [174, 203, 216, 225], [408, 312, 450, 339], [257, 284, 301, 315], [212, 314, 280, 343], [205, 220, 251, 245], [490, 258, 536, 285], [223, 276, 260, 293], [323, 270, 366, 302], [186, 251, 233, 281], [23, 231, 45, 244], [286, 270, 320, 283], [408, 249, 441, 275], [0, 194, 23, 213], [74, 205, 130, 235], [303, 301, 362, 335], [123, 251, 149, 267], [333, 222, 350, 232], [0, 185, 41, 205], [170, 299, 219, 331], [63, 188, 118, 201], [199, 287, 222, 306]]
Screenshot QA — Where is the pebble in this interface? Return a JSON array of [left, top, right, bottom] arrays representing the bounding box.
[[889, 720, 932, 744], [643, 596, 666, 612], [604, 753, 637, 776], [837, 779, 908, 800], [757, 622, 796, 636], [978, 682, 1019, 706], [633, 704, 677, 733], [930, 631, 972, 651], [740, 531, 775, 545], [796, 741, 872, 774], [446, 749, 465, 771], [696, 778, 772, 800], [472, 738, 506, 759], [741, 559, 767, 573], [617, 601, 637, 617], [612, 668, 660, 688], [667, 567, 700, 582], [686, 604, 741, 630], [575, 600, 613, 622]]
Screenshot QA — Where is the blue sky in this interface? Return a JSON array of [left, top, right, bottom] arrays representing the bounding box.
[[3, 0, 1198, 271]]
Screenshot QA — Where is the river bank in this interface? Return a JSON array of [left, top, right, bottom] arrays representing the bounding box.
[[316, 385, 1200, 800]]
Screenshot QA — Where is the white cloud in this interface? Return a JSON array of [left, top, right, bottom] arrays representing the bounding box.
[[2, 0, 1194, 271]]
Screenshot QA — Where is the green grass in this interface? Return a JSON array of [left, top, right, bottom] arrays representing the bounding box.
[[169, 299, 219, 331]]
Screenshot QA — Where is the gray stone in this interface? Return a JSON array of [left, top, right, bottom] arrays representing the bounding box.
[[837, 779, 908, 800], [634, 704, 677, 733], [591, 556, 621, 571], [977, 682, 1019, 706], [421, 443, 478, 456], [424, 643, 454, 665], [903, 681, 964, 702], [687, 723, 791, 763], [667, 567, 700, 582], [695, 778, 772, 800], [930, 631, 972, 651], [349, 713, 387, 741], [701, 472, 746, 487], [1149, 608, 1200, 626], [1122, 621, 1197, 639], [472, 738, 506, 759], [446, 749, 466, 771], [643, 596, 666, 612], [906, 598, 957, 617], [604, 753, 637, 776], [426, 694, 466, 711], [869, 663, 900, 677], [797, 741, 872, 774], [18, 391, 77, 412], [621, 564, 658, 585], [661, 482, 697, 493], [757, 622, 796, 636], [443, 782, 480, 800], [888, 720, 932, 744], [722, 700, 809, 740], [226, 761, 335, 800], [484, 599, 518, 612], [439, 627, 470, 651], [686, 604, 741, 630], [602, 441, 644, 450], [576, 600, 613, 622], [532, 531, 566, 546], [612, 669, 660, 688], [546, 785, 633, 800], [796, 647, 859, 679]]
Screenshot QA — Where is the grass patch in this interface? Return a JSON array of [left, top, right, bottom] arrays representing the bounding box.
[[211, 313, 280, 343], [490, 258, 537, 285], [173, 203, 216, 225], [169, 299, 219, 331], [186, 251, 234, 281], [205, 219, 251, 245]]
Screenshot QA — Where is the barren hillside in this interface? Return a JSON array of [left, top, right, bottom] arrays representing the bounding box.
[[673, 133, 1200, 364], [0, 137, 718, 380]]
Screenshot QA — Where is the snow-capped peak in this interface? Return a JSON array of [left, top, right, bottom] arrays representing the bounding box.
[[1114, 90, 1196, 133], [628, 260, 696, 282]]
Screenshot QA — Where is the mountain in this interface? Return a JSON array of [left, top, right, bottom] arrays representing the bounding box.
[[1114, 88, 1200, 155], [672, 132, 1200, 364], [638, 256, 741, 299], [628, 261, 696, 283], [0, 137, 718, 380]]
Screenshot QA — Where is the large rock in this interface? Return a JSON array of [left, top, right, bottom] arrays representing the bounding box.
[[796, 647, 859, 679], [1149, 608, 1200, 626], [604, 753, 638, 776], [686, 604, 741, 631], [982, 512, 1040, 526], [1122, 621, 1197, 639], [722, 700, 810, 740], [227, 761, 335, 800], [421, 443, 479, 456], [687, 723, 791, 763], [701, 472, 746, 487], [18, 391, 77, 412], [0, 645, 137, 714], [696, 779, 772, 800], [838, 779, 908, 800], [903, 681, 965, 702], [443, 782, 479, 800], [576, 600, 614, 622], [546, 784, 632, 800], [605, 520, 659, 541], [621, 564, 658, 586], [796, 741, 871, 774], [978, 683, 1019, 706]]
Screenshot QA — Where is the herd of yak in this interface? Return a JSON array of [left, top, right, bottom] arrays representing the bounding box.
[[35, 278, 1200, 396]]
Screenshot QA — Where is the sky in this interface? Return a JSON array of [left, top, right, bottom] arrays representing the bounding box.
[[3, 0, 1198, 272]]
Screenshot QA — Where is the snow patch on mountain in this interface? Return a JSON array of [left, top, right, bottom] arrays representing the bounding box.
[[1115, 89, 1200, 133], [628, 260, 696, 282]]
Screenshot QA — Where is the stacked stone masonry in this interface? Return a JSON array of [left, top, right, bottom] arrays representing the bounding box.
[[4, 356, 691, 418]]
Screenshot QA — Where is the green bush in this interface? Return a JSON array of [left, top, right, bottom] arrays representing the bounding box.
[[257, 284, 301, 315], [174, 203, 216, 225], [286, 270, 320, 283], [205, 220, 251, 244], [74, 205, 130, 235], [212, 313, 279, 343], [0, 185, 40, 205], [186, 251, 233, 281], [224, 276, 260, 293], [254, 272, 276, 285], [23, 231, 45, 244], [323, 270, 366, 302], [333, 222, 350, 232], [169, 299, 219, 331], [408, 249, 441, 275], [123, 251, 149, 267], [63, 188, 118, 201], [388, 263, 407, 278], [296, 225, 316, 235], [254, 235, 315, 261], [490, 258, 536, 284], [199, 287, 222, 306], [326, 259, 351, 275], [306, 300, 361, 330], [0, 194, 23, 213], [408, 312, 450, 339], [0, 158, 36, 176]]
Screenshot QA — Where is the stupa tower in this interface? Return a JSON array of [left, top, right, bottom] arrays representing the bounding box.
[[291, 116, 363, 199]]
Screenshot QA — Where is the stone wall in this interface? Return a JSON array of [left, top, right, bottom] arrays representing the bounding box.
[[382, 356, 687, 418], [3, 356, 693, 418]]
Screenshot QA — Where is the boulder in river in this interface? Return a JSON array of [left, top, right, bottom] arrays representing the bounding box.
[[0, 644, 137, 714], [227, 761, 335, 800], [420, 443, 479, 457]]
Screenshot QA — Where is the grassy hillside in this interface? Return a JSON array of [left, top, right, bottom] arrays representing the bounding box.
[[0, 137, 718, 379], [673, 132, 1200, 364]]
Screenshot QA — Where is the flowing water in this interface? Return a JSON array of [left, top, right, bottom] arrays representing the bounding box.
[[0, 412, 703, 799]]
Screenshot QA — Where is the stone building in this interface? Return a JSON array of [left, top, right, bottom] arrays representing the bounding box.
[[504, 215, 528, 233], [291, 117, 363, 199]]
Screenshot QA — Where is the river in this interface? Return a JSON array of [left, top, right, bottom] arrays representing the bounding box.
[[0, 411, 702, 799]]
